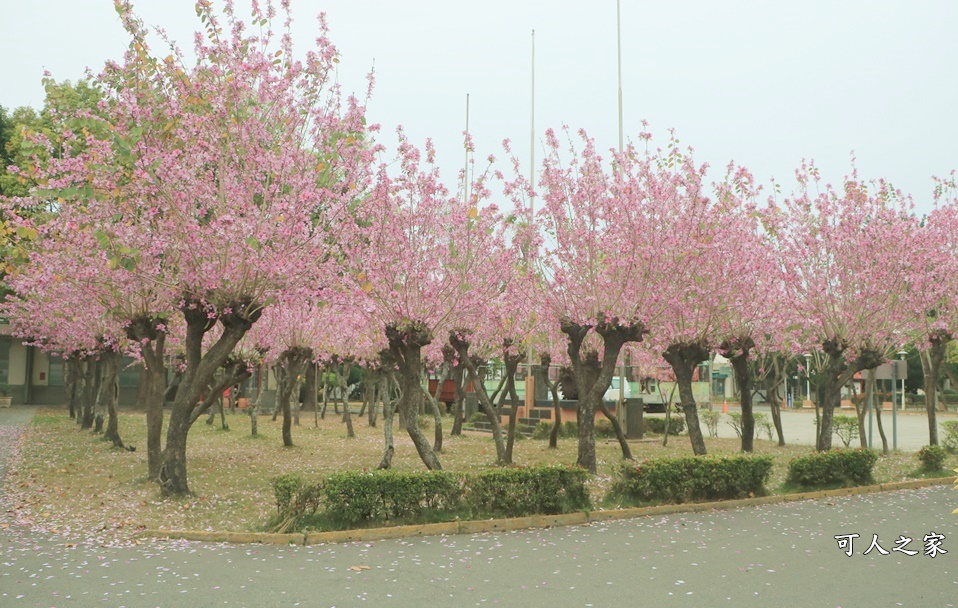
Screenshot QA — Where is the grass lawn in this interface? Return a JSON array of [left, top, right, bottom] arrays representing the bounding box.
[[4, 407, 955, 543]]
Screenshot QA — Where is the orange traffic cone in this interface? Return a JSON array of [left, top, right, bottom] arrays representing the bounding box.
[[722, 400, 728, 414]]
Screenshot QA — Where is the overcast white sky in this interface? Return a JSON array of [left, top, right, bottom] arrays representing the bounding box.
[[3, 1, 957, 212]]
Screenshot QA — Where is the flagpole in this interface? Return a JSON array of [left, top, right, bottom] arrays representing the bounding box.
[[526, 29, 536, 404]]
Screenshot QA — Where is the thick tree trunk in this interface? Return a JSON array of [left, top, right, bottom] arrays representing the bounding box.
[[387, 324, 442, 470], [64, 355, 80, 419], [80, 355, 97, 429], [500, 350, 523, 464], [304, 362, 317, 413], [340, 363, 355, 438], [853, 378, 868, 449], [815, 339, 882, 452], [377, 377, 396, 469], [562, 317, 646, 473], [725, 342, 755, 452], [126, 319, 168, 480], [421, 368, 444, 452], [663, 342, 709, 456], [451, 363, 465, 436], [158, 299, 259, 496], [920, 334, 948, 445], [99, 351, 130, 450]]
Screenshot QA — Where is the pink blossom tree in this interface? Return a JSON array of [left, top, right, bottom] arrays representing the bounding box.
[[763, 163, 921, 451], [9, 0, 374, 495], [525, 128, 654, 473], [347, 132, 516, 470], [906, 175, 958, 444]]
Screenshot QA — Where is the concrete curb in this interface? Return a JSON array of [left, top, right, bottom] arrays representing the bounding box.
[[139, 476, 955, 546]]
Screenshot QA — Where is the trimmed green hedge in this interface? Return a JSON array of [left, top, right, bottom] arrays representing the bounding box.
[[322, 470, 465, 525], [786, 449, 878, 488], [465, 466, 590, 516], [609, 455, 773, 504], [272, 465, 591, 529]]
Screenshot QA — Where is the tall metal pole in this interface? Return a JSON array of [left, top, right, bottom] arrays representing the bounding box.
[[615, 3, 627, 421], [464, 93, 470, 205], [525, 30, 535, 400], [616, 0, 624, 152]]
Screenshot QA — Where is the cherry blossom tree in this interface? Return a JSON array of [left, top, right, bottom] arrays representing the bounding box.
[[763, 163, 921, 451], [347, 132, 516, 470], [906, 175, 958, 444], [7, 0, 374, 495], [525, 128, 655, 473]]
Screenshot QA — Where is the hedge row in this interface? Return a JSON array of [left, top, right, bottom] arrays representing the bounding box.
[[609, 455, 773, 504], [273, 466, 591, 527], [273, 448, 886, 531], [785, 449, 878, 487]]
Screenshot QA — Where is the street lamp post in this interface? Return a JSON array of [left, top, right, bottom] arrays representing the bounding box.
[[803, 353, 811, 407]]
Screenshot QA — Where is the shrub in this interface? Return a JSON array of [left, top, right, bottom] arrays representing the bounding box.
[[700, 410, 721, 438], [609, 456, 773, 504], [917, 445, 948, 472], [272, 474, 307, 513], [786, 449, 878, 488], [321, 470, 465, 525], [563, 420, 579, 438], [941, 420, 958, 453], [832, 415, 859, 447], [645, 416, 684, 435], [465, 466, 591, 516]]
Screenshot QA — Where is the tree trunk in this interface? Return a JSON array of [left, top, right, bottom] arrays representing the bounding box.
[[387, 324, 442, 470], [536, 356, 562, 449], [100, 351, 130, 450], [304, 362, 317, 413], [767, 355, 786, 446], [320, 365, 330, 419], [815, 339, 882, 452], [450, 333, 508, 465], [81, 355, 97, 429], [500, 349, 524, 464], [920, 334, 948, 445], [340, 363, 355, 438], [158, 300, 259, 495], [852, 377, 867, 449], [377, 376, 396, 469], [420, 367, 444, 452], [451, 363, 464, 436], [64, 355, 79, 419], [126, 319, 168, 480], [561, 318, 646, 473], [725, 342, 755, 453], [663, 342, 709, 456]]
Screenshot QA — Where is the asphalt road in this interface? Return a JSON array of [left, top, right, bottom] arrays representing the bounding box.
[[2, 406, 957, 607]]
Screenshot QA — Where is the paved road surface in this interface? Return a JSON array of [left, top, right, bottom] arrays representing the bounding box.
[[2, 406, 957, 607]]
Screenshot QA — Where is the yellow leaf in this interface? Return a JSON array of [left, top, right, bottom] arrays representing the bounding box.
[[467, 207, 478, 219], [316, 162, 327, 172], [349, 565, 370, 571], [362, 281, 373, 293]]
